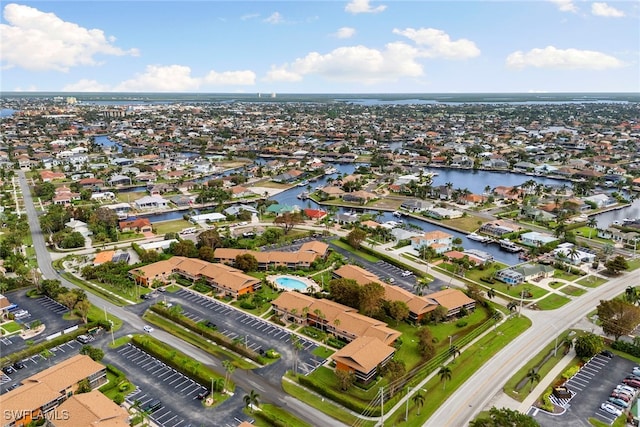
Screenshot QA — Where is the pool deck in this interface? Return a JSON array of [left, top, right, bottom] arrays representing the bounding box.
[[267, 274, 321, 293]]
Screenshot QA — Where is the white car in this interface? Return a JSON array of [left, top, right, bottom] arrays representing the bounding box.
[[401, 270, 413, 277], [143, 325, 154, 333], [600, 402, 622, 416], [632, 367, 640, 376]]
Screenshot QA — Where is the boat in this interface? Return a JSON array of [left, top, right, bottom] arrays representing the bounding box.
[[467, 232, 488, 242], [498, 239, 522, 252], [297, 191, 309, 200], [392, 211, 403, 218], [297, 180, 309, 187], [324, 167, 338, 175]]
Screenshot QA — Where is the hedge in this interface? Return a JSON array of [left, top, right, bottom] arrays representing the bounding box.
[[0, 321, 107, 366], [296, 374, 380, 416], [131, 335, 224, 388], [148, 304, 267, 365], [611, 340, 640, 357]]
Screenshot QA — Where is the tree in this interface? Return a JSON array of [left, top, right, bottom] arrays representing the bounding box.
[[416, 326, 436, 360], [235, 254, 258, 272], [80, 345, 105, 361], [359, 282, 385, 317], [273, 212, 303, 234], [597, 299, 640, 340], [387, 300, 410, 325], [243, 389, 260, 413], [328, 278, 361, 309], [487, 288, 496, 300], [587, 217, 598, 239], [469, 407, 539, 427], [430, 305, 448, 323], [197, 229, 222, 249], [169, 240, 199, 257], [335, 368, 356, 391], [412, 390, 426, 415], [346, 228, 367, 249], [76, 378, 91, 394], [625, 286, 639, 305], [74, 298, 91, 324], [438, 365, 452, 390], [604, 255, 629, 276], [574, 332, 604, 358], [526, 368, 540, 392], [58, 291, 78, 311], [222, 360, 235, 392], [381, 360, 406, 395], [562, 336, 574, 355]]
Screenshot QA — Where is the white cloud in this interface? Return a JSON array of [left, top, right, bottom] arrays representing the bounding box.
[[0, 3, 138, 72], [393, 28, 480, 59], [334, 27, 356, 39], [393, 28, 481, 60], [345, 0, 387, 14], [204, 70, 256, 85], [506, 46, 625, 70], [592, 2, 625, 17], [263, 12, 283, 24], [265, 42, 423, 84], [62, 79, 111, 92], [548, 0, 578, 13]]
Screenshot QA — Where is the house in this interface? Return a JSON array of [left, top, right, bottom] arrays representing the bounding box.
[[582, 193, 617, 208], [93, 250, 116, 266], [138, 239, 178, 253], [52, 389, 129, 427], [129, 256, 260, 297], [119, 217, 153, 233], [335, 212, 359, 224], [189, 212, 226, 223], [265, 204, 298, 215], [230, 186, 253, 199], [271, 292, 401, 345], [424, 288, 476, 318], [90, 191, 116, 201], [496, 264, 555, 285], [214, 241, 329, 270], [65, 219, 91, 238], [39, 170, 66, 182], [318, 186, 345, 199], [303, 208, 328, 220], [479, 220, 521, 237], [553, 242, 597, 265], [134, 195, 168, 210], [424, 207, 463, 220], [223, 205, 259, 217], [170, 194, 194, 207], [519, 231, 558, 247], [53, 186, 81, 206], [332, 336, 396, 384], [400, 199, 432, 212], [107, 174, 132, 186], [1, 294, 14, 318], [410, 230, 453, 254], [342, 190, 377, 204], [78, 177, 104, 190], [2, 354, 107, 427]]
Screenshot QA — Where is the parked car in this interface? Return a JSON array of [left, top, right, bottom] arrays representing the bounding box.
[[142, 399, 162, 413], [615, 385, 636, 396], [77, 335, 92, 344], [13, 361, 26, 370], [609, 396, 629, 408], [143, 325, 154, 333], [611, 392, 631, 402], [401, 270, 413, 277], [601, 350, 614, 358], [204, 321, 217, 329], [623, 378, 640, 388], [601, 402, 623, 416], [196, 389, 210, 400], [2, 365, 16, 375], [632, 367, 640, 376]]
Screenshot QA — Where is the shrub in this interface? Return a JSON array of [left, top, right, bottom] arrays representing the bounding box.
[[113, 393, 124, 405], [561, 365, 580, 380], [456, 320, 468, 328]]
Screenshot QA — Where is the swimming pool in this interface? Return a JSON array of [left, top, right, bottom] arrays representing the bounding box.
[[274, 276, 308, 291]]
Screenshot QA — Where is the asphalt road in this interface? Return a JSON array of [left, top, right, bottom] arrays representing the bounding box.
[[426, 270, 640, 426], [17, 171, 342, 427]]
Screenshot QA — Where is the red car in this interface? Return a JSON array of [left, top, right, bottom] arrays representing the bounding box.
[[622, 378, 640, 388], [611, 392, 631, 402]]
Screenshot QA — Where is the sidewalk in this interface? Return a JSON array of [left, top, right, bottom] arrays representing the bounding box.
[[518, 348, 576, 413]]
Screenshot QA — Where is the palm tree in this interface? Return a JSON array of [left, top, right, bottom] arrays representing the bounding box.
[[487, 288, 496, 300], [587, 217, 598, 239], [291, 335, 303, 375], [438, 365, 452, 390], [243, 389, 260, 413], [526, 368, 540, 392], [222, 360, 235, 392], [562, 336, 574, 355], [449, 345, 461, 359], [412, 390, 426, 415], [625, 286, 638, 305]]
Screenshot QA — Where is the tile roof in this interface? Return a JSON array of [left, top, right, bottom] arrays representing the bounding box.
[[332, 336, 396, 374], [54, 390, 129, 427]]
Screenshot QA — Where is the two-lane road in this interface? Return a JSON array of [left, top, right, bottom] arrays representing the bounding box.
[[16, 171, 343, 427]]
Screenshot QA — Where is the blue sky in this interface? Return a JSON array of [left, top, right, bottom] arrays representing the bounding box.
[[1, 0, 638, 93]]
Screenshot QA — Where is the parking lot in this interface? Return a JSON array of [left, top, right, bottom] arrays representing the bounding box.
[[106, 342, 250, 427], [171, 289, 323, 376], [1, 290, 81, 353], [532, 353, 636, 426], [1, 339, 82, 393]]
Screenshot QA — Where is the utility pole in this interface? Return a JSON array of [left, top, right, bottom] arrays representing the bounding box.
[[405, 386, 410, 421]]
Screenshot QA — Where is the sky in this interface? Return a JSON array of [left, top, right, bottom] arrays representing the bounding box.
[[0, 0, 639, 93]]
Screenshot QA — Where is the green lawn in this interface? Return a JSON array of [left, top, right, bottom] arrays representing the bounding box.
[[559, 285, 587, 297], [576, 276, 607, 287], [573, 227, 611, 243], [330, 239, 380, 262], [553, 270, 581, 281], [153, 219, 196, 235], [628, 259, 640, 271], [250, 403, 312, 427], [108, 335, 131, 349], [164, 284, 181, 293], [312, 346, 334, 358], [1, 321, 22, 334], [441, 214, 488, 232], [467, 278, 548, 300], [534, 293, 572, 310]]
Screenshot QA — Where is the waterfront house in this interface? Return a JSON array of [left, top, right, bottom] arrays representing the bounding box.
[[303, 208, 328, 220], [119, 217, 152, 233], [342, 190, 377, 204], [410, 230, 453, 254], [479, 220, 521, 237], [424, 207, 463, 220], [553, 242, 597, 265], [107, 174, 132, 186], [496, 264, 555, 285], [134, 195, 168, 210], [519, 231, 558, 247]]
